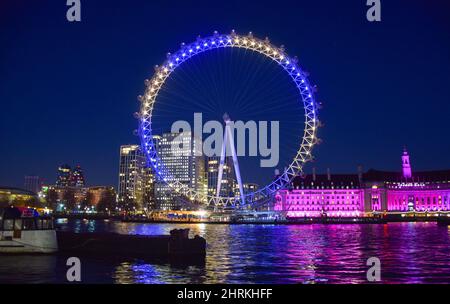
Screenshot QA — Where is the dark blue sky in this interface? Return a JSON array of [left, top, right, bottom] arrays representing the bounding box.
[[1, 0, 449, 188]]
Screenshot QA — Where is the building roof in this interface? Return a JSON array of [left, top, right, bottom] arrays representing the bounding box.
[[363, 169, 450, 183], [291, 174, 361, 189], [0, 187, 37, 196], [88, 186, 115, 191]]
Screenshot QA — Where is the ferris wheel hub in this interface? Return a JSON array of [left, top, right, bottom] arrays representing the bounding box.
[[223, 113, 231, 123]]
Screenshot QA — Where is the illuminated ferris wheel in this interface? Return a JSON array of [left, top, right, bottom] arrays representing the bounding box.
[[138, 30, 320, 209]]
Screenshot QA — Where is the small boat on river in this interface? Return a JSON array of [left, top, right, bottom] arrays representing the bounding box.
[[0, 207, 58, 254], [0, 208, 205, 258]]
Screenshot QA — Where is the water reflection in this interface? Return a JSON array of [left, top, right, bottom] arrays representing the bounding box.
[[1, 220, 450, 283], [0, 255, 58, 284]]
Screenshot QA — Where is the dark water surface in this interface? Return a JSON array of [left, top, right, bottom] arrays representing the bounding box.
[[1, 220, 450, 284]]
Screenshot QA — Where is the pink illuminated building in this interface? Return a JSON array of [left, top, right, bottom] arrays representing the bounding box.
[[384, 182, 450, 212], [274, 148, 450, 217], [274, 174, 364, 218]]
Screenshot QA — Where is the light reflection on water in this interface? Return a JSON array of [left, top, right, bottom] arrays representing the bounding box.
[[1, 220, 450, 283]]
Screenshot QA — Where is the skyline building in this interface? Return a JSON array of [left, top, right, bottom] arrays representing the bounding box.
[[56, 164, 71, 187], [242, 183, 259, 195], [142, 167, 156, 210], [24, 175, 42, 194], [118, 145, 146, 210], [207, 156, 236, 198], [70, 165, 85, 187], [154, 131, 207, 210]]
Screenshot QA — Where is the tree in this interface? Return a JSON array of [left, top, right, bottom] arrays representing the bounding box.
[[97, 189, 116, 214], [46, 188, 58, 212], [120, 196, 138, 215], [0, 195, 10, 208], [24, 196, 42, 208], [83, 191, 94, 211], [63, 188, 76, 213]]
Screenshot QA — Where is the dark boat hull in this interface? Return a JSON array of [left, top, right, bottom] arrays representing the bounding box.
[[56, 231, 206, 258]]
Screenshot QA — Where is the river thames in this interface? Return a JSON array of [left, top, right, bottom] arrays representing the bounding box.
[[1, 220, 450, 284]]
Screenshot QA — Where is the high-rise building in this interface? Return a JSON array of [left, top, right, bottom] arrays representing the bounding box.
[[24, 175, 42, 194], [207, 156, 235, 198], [243, 183, 259, 194], [142, 167, 156, 210], [51, 164, 88, 212], [231, 182, 260, 204], [155, 131, 206, 210], [56, 165, 71, 187], [70, 165, 85, 187], [118, 145, 146, 210]]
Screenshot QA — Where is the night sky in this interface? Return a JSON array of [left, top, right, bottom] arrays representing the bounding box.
[[1, 0, 449, 188]]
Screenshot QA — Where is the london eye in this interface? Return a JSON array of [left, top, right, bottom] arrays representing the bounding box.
[[138, 30, 320, 209]]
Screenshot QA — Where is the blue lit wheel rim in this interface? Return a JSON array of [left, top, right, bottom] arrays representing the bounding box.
[[139, 31, 319, 207]]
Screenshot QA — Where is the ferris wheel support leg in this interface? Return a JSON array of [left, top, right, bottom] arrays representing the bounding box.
[[226, 123, 245, 206]]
